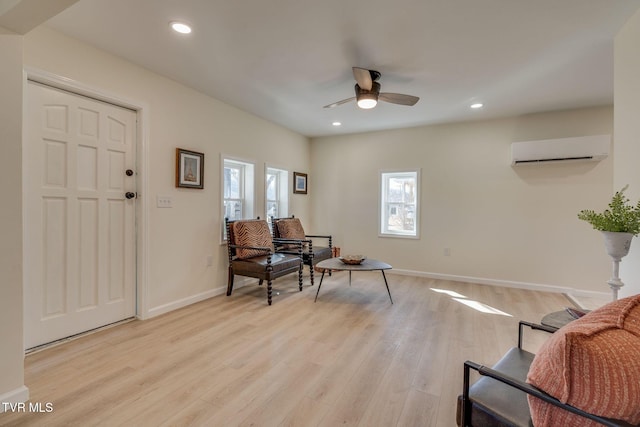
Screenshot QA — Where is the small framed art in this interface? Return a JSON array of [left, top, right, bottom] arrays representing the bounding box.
[[176, 148, 204, 189], [293, 172, 307, 194]]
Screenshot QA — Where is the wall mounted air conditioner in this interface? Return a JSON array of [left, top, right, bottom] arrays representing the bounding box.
[[511, 135, 610, 166]]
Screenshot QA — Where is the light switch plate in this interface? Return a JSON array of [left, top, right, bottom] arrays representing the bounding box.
[[157, 195, 173, 208]]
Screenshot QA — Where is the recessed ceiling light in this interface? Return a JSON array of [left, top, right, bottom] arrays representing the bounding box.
[[470, 103, 483, 109], [332, 121, 342, 126], [170, 21, 192, 34]]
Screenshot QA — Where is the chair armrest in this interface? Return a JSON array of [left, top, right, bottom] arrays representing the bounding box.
[[462, 361, 633, 427], [272, 238, 306, 250], [518, 320, 557, 349], [273, 238, 311, 244], [304, 235, 332, 250], [305, 234, 332, 239], [271, 239, 305, 256]]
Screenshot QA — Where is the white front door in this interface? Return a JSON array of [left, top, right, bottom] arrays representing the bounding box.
[[24, 81, 137, 349]]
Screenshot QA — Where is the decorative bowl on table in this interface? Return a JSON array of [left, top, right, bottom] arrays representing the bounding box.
[[339, 255, 366, 265]]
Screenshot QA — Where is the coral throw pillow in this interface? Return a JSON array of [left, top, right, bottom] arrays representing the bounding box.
[[527, 294, 640, 426], [232, 220, 273, 260]]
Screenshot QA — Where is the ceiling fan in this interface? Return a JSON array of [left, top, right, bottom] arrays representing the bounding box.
[[324, 67, 420, 110]]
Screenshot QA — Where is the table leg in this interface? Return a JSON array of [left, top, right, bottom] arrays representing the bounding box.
[[314, 269, 326, 302], [349, 270, 352, 286], [381, 270, 393, 304]]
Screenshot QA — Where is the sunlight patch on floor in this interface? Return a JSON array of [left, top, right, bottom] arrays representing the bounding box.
[[430, 287, 512, 316], [453, 298, 512, 316], [429, 288, 466, 298]]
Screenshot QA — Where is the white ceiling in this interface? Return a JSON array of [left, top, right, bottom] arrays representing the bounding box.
[[44, 0, 640, 137]]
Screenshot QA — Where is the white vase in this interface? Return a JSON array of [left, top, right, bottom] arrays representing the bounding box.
[[601, 231, 634, 300]]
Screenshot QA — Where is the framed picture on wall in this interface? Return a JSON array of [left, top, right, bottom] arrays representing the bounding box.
[[176, 148, 204, 189], [293, 172, 308, 194]]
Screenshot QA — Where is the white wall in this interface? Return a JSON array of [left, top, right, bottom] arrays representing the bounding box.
[[614, 8, 640, 298], [23, 26, 311, 314], [311, 107, 614, 296], [0, 30, 28, 407]]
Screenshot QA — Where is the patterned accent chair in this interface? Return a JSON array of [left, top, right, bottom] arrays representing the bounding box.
[[225, 218, 303, 305], [271, 216, 333, 286]]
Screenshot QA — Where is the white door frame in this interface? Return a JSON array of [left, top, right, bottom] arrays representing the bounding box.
[[23, 67, 150, 321]]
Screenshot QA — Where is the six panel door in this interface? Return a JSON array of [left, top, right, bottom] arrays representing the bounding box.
[[24, 81, 137, 349]]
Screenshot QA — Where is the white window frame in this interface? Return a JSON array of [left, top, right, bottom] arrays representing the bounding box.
[[222, 156, 255, 241], [265, 165, 289, 224], [379, 169, 420, 239]]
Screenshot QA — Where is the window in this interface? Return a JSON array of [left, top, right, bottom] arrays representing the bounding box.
[[222, 157, 255, 239], [265, 166, 289, 223], [380, 170, 420, 238]]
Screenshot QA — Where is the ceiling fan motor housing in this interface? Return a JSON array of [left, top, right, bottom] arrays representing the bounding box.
[[355, 81, 381, 98]]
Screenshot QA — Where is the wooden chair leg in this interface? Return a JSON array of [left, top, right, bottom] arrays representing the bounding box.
[[309, 263, 315, 286], [267, 280, 273, 305], [227, 267, 234, 296], [298, 264, 303, 291], [258, 279, 264, 286]]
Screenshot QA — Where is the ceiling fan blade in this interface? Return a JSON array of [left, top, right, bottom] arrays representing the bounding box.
[[323, 97, 356, 109], [379, 93, 420, 106], [352, 67, 373, 91]]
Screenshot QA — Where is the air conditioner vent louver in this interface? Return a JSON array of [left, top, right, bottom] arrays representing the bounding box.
[[514, 156, 594, 164], [511, 135, 610, 166]]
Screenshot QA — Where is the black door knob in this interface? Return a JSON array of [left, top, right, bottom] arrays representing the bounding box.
[[125, 192, 136, 199], [126, 169, 134, 176]]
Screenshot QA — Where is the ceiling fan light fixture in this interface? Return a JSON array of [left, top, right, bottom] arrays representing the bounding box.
[[357, 97, 378, 109], [355, 81, 380, 109]]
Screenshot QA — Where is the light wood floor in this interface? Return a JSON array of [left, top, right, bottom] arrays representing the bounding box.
[[1, 272, 572, 427]]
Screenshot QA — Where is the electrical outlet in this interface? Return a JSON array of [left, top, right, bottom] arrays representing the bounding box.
[[156, 195, 173, 208], [444, 247, 451, 256]]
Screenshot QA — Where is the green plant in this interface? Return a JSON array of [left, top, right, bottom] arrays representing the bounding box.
[[578, 185, 640, 236]]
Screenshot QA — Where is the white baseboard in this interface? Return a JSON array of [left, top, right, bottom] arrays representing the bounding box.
[[388, 268, 610, 303], [0, 386, 29, 413], [563, 288, 611, 299], [141, 278, 261, 319], [144, 286, 226, 319]]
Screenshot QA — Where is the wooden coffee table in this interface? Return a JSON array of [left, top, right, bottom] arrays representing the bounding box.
[[314, 258, 393, 303]]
